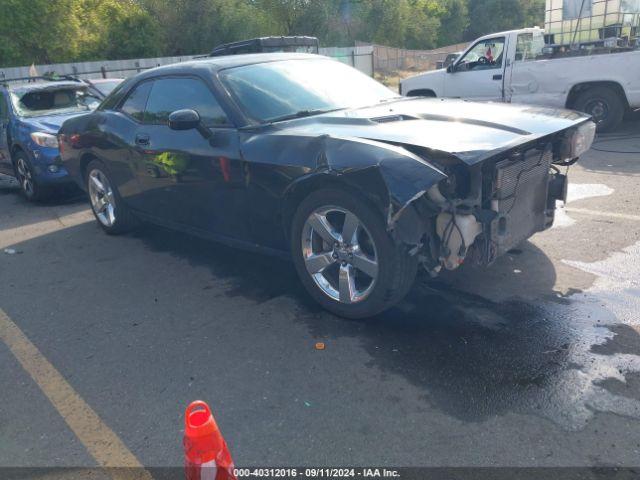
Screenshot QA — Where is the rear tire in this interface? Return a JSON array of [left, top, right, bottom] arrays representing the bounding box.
[[573, 86, 624, 133], [291, 187, 417, 319], [85, 160, 137, 235]]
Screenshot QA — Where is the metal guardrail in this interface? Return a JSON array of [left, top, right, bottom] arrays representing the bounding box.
[[0, 46, 377, 83]]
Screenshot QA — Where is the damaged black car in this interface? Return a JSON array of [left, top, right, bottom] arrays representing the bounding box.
[[58, 53, 596, 318]]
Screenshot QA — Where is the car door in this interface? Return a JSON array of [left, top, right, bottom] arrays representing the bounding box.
[[132, 76, 246, 238], [444, 36, 507, 101], [0, 91, 12, 175], [504, 32, 550, 106], [100, 79, 154, 203]]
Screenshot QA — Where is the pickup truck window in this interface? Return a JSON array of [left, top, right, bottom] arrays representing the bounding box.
[[515, 33, 545, 62], [456, 37, 505, 71]]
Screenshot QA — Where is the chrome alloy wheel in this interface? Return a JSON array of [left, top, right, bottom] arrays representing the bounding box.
[[301, 206, 378, 304], [16, 158, 34, 197], [88, 169, 116, 227]]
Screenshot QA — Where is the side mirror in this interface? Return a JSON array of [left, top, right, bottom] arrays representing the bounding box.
[[446, 64, 454, 73], [169, 109, 201, 131]]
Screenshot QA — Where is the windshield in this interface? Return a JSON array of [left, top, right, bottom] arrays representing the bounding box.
[[10, 87, 92, 118], [220, 58, 398, 123]]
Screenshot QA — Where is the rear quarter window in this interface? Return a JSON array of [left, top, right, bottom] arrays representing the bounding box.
[[119, 81, 153, 122]]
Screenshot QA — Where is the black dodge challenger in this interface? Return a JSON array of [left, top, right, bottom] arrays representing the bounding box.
[[59, 53, 595, 318]]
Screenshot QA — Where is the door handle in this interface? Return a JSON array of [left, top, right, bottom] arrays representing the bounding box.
[[135, 133, 150, 146], [493, 74, 503, 80]]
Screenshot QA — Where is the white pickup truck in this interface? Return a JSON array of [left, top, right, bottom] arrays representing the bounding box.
[[400, 27, 640, 131]]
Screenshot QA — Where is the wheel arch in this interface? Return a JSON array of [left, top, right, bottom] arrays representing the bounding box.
[[281, 173, 389, 243], [565, 81, 629, 110], [10, 143, 26, 161], [79, 152, 102, 181]]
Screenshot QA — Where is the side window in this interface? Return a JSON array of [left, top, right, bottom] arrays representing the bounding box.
[[515, 33, 545, 62], [120, 81, 152, 122], [456, 37, 505, 71], [144, 78, 230, 127]]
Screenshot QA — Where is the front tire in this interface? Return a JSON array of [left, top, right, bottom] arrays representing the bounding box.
[[291, 187, 417, 319], [14, 152, 44, 202], [85, 160, 137, 234]]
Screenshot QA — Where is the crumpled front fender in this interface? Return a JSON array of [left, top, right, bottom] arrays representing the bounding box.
[[241, 130, 447, 249], [284, 135, 447, 243]]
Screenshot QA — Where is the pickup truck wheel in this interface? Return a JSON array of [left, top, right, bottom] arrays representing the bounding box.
[[574, 87, 624, 133], [291, 187, 417, 319]]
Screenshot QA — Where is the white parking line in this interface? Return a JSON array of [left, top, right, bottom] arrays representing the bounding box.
[[0, 309, 153, 480], [565, 207, 640, 222]]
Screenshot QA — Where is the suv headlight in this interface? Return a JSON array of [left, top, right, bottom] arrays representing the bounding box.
[[561, 121, 596, 160], [30, 132, 59, 148]]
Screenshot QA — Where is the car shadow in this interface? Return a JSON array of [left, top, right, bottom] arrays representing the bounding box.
[[132, 223, 305, 304], [0, 174, 89, 232], [5, 216, 636, 431], [132, 222, 639, 426], [579, 116, 640, 176]]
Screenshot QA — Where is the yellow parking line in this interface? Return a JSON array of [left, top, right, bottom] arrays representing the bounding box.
[[565, 207, 640, 222], [0, 309, 153, 480]]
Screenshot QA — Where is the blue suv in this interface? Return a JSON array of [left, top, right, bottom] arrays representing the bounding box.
[[0, 80, 100, 201]]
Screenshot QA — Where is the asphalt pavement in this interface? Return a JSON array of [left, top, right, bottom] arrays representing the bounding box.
[[1, 121, 639, 475]]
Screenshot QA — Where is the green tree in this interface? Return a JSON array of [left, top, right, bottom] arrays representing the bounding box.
[[437, 0, 469, 45], [101, 7, 162, 59], [463, 0, 543, 41], [0, 0, 84, 66], [0, 0, 550, 67], [357, 0, 441, 49], [142, 0, 274, 55]]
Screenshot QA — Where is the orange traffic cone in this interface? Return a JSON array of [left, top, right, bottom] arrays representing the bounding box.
[[184, 400, 236, 480]]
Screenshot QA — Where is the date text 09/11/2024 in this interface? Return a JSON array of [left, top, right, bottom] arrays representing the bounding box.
[[233, 468, 401, 478]]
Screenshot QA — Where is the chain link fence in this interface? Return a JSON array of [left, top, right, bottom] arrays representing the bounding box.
[[357, 41, 469, 73]]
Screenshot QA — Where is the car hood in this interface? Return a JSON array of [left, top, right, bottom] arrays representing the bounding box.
[[21, 111, 89, 134], [271, 98, 590, 165]]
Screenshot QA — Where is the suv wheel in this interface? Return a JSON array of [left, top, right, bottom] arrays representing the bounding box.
[[14, 152, 43, 202], [291, 187, 417, 319]]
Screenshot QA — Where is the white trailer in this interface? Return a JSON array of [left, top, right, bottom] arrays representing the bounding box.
[[400, 27, 640, 131]]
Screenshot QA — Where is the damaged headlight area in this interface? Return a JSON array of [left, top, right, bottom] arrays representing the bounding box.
[[558, 121, 596, 163], [408, 142, 570, 276]]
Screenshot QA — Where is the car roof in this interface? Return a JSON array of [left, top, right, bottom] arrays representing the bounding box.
[[133, 52, 323, 81], [87, 78, 124, 84], [475, 27, 543, 41]]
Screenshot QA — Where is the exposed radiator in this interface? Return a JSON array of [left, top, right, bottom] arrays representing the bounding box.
[[492, 145, 553, 256]]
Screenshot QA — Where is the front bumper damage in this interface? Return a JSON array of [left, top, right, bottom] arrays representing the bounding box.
[[290, 134, 571, 276], [244, 126, 577, 274], [391, 143, 569, 275]]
